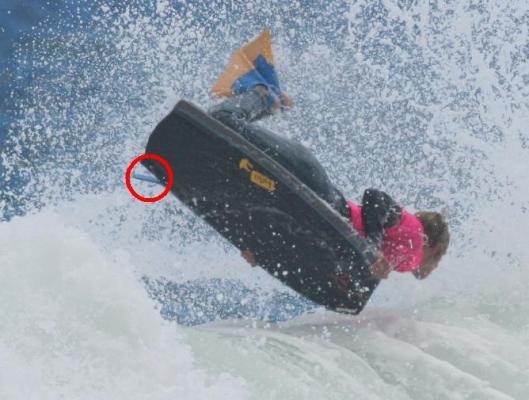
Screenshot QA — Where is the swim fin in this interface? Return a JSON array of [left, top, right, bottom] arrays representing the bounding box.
[[211, 30, 291, 110]]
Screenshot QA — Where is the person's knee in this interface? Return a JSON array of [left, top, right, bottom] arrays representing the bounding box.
[[208, 107, 231, 123], [208, 105, 244, 129]]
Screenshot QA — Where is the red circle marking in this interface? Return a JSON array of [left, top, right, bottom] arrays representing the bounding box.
[[125, 154, 173, 203]]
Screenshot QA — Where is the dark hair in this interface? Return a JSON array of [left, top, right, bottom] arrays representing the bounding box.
[[415, 211, 450, 260]]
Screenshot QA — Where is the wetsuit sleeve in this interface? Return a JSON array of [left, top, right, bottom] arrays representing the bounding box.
[[361, 188, 402, 247]]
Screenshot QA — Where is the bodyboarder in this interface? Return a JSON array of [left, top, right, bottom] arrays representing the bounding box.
[[208, 31, 450, 282]]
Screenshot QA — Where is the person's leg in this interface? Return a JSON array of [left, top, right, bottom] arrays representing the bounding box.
[[209, 85, 275, 127], [209, 88, 349, 217]]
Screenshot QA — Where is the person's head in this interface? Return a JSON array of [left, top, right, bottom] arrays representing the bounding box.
[[413, 211, 450, 280]]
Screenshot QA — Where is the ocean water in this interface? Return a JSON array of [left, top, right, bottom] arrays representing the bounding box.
[[1, 1, 528, 399]]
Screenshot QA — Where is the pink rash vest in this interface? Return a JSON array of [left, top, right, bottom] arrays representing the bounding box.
[[347, 200, 424, 273]]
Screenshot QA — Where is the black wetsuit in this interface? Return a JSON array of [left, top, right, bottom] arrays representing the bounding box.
[[209, 89, 402, 247]]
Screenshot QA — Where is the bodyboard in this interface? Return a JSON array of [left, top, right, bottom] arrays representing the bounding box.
[[142, 100, 380, 314]]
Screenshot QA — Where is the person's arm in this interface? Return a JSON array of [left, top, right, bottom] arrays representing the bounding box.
[[241, 249, 257, 267], [361, 188, 402, 247], [361, 189, 402, 279], [369, 255, 392, 279]]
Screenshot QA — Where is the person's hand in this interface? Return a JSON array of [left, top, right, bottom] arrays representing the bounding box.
[[241, 249, 257, 267], [369, 255, 392, 280], [413, 246, 440, 280]]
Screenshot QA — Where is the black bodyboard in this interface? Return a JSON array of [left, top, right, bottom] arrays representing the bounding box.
[[142, 100, 380, 314]]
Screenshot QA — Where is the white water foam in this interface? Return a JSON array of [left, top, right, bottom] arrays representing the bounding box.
[[0, 212, 247, 400]]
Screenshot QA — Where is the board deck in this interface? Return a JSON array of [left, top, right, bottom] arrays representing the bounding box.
[[142, 100, 380, 314]]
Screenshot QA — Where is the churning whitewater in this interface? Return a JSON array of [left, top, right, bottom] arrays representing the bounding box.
[[1, 1, 528, 399]]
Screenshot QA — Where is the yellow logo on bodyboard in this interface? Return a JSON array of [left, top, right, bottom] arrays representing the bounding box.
[[250, 170, 276, 192], [239, 158, 276, 192], [239, 158, 253, 172]]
